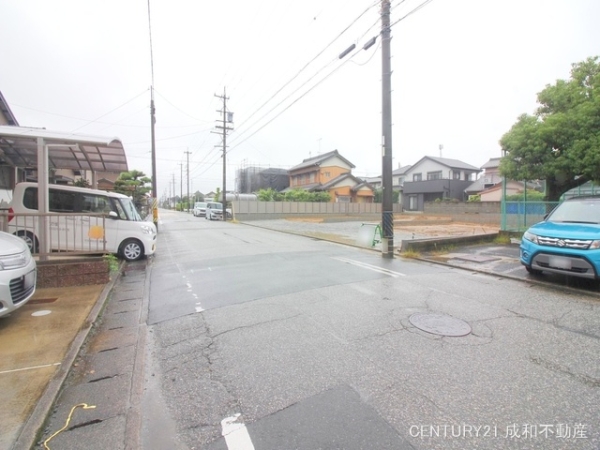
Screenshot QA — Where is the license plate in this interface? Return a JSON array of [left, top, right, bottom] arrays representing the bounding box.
[[24, 270, 36, 288], [549, 256, 571, 270]]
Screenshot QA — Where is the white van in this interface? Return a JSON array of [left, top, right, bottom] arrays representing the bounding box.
[[6, 183, 157, 261]]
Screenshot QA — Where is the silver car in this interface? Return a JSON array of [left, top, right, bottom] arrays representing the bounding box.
[[0, 230, 37, 318]]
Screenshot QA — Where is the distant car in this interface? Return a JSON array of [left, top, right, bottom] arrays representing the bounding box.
[[0, 230, 37, 318], [205, 202, 233, 221], [520, 195, 600, 280], [193, 202, 207, 217], [205, 201, 223, 220]]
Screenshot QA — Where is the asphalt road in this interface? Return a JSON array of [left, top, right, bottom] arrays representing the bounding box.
[[142, 211, 600, 449]]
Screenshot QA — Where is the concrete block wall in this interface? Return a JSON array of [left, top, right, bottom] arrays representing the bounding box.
[[36, 258, 110, 288]]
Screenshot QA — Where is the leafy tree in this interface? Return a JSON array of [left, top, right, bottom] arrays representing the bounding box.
[[113, 170, 152, 209], [257, 188, 279, 201], [374, 189, 400, 203], [499, 56, 600, 201], [73, 178, 90, 188]]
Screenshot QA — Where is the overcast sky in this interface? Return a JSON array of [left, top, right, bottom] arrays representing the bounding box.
[[1, 0, 599, 198]]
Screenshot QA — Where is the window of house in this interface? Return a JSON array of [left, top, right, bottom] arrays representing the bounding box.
[[427, 171, 442, 180], [324, 171, 330, 178], [453, 171, 461, 180], [413, 173, 422, 181]]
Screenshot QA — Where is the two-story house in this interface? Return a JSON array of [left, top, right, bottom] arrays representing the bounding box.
[[402, 156, 480, 211], [286, 149, 374, 203], [465, 157, 544, 201]]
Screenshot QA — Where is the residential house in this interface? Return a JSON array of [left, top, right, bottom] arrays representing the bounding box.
[[363, 165, 411, 192], [393, 164, 412, 190], [479, 180, 529, 202], [286, 149, 374, 203], [465, 157, 503, 198], [402, 156, 480, 211]]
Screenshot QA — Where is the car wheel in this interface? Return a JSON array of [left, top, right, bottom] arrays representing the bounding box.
[[15, 230, 39, 253], [119, 239, 144, 262], [525, 266, 542, 275]]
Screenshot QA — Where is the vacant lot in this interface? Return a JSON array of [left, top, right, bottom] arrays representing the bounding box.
[[247, 215, 499, 247]]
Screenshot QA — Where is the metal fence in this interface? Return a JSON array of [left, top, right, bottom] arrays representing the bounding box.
[[501, 201, 560, 232], [0, 211, 108, 258]]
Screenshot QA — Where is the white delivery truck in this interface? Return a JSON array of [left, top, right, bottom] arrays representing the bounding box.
[[6, 182, 157, 261]]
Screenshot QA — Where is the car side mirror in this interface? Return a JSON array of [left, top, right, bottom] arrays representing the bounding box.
[[108, 211, 119, 220]]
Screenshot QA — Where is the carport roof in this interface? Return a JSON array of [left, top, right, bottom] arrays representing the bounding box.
[[0, 125, 128, 173]]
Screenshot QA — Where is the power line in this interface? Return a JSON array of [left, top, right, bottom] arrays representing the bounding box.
[[232, 1, 380, 134], [229, 45, 364, 152], [390, 0, 436, 27], [230, 0, 437, 152]]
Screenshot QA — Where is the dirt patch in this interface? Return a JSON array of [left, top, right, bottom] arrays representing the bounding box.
[[285, 217, 324, 223], [396, 223, 498, 237]]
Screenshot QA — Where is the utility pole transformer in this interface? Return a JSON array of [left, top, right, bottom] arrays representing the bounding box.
[[381, 0, 394, 258], [213, 88, 234, 220]]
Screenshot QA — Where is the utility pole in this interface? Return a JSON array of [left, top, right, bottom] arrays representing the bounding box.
[[178, 163, 183, 210], [171, 173, 175, 209], [381, 0, 394, 258], [185, 150, 191, 213], [212, 88, 234, 220], [150, 88, 158, 230]]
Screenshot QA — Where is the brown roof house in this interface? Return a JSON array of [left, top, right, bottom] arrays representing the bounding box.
[[286, 150, 374, 203]]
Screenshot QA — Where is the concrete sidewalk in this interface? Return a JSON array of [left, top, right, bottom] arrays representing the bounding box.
[[2, 259, 148, 450]]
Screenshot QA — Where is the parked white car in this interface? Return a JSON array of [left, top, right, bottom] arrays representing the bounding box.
[[204, 202, 233, 220], [7, 182, 157, 262], [0, 230, 37, 318], [193, 202, 207, 217]]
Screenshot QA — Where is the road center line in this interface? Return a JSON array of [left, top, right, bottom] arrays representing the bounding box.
[[221, 414, 255, 450], [332, 257, 406, 277]]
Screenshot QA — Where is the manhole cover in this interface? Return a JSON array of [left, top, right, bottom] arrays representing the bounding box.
[[409, 313, 471, 337]]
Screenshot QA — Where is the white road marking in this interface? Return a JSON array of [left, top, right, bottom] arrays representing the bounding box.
[[195, 302, 204, 313], [332, 257, 406, 277], [221, 414, 255, 450], [0, 362, 61, 375]]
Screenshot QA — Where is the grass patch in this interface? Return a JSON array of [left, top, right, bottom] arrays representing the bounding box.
[[429, 244, 457, 255], [103, 254, 120, 273], [493, 234, 511, 245], [401, 249, 421, 259]]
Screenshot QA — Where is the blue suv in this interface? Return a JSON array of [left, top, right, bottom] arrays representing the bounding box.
[[520, 196, 600, 280]]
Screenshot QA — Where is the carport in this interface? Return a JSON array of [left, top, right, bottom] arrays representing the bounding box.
[[0, 125, 128, 258]]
